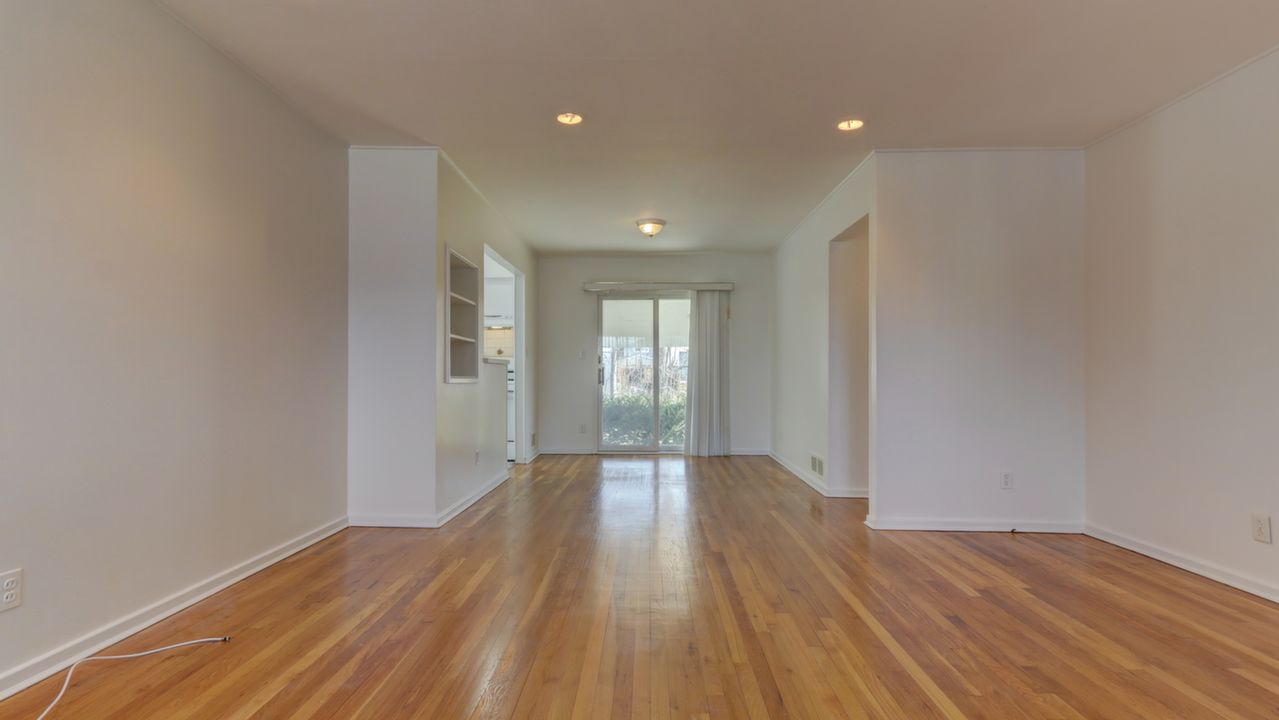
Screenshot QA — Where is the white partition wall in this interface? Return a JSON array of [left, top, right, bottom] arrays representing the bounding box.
[[348, 147, 440, 526], [775, 150, 1086, 532], [435, 157, 537, 518], [869, 151, 1086, 531], [348, 149, 535, 528]]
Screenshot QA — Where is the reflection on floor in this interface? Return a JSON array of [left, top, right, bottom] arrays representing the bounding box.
[[3, 455, 1278, 718]]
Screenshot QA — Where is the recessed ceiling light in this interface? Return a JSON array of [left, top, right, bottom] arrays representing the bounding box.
[[636, 218, 666, 238], [556, 112, 583, 126], [837, 119, 865, 132]]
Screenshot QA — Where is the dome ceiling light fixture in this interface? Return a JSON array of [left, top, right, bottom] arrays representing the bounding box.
[[836, 118, 865, 132], [636, 218, 666, 238], [556, 112, 583, 125]]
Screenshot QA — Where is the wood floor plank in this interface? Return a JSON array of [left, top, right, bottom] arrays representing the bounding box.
[[2, 455, 1278, 719]]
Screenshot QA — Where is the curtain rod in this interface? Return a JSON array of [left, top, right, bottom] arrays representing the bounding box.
[[583, 281, 734, 293]]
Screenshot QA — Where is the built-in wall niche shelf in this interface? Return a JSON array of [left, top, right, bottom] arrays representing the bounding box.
[[446, 247, 480, 383]]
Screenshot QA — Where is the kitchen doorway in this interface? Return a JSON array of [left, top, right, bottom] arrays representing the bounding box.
[[483, 248, 526, 463]]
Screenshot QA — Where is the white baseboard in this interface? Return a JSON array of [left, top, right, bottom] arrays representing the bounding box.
[[521, 450, 541, 464], [0, 515, 348, 703], [768, 452, 828, 495], [532, 449, 776, 458], [1085, 523, 1279, 604], [349, 470, 509, 530], [348, 513, 437, 528], [766, 452, 868, 498], [825, 486, 870, 499], [865, 517, 1084, 533], [435, 470, 510, 527]]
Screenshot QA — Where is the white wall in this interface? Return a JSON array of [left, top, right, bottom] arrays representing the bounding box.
[[0, 0, 348, 694], [1084, 49, 1279, 599], [537, 253, 774, 454], [773, 155, 877, 494], [348, 151, 535, 526], [870, 151, 1085, 531], [436, 157, 537, 516], [348, 147, 439, 525], [773, 150, 1085, 529]]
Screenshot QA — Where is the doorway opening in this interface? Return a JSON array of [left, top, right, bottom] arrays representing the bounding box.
[[483, 248, 526, 463], [827, 215, 872, 504], [598, 294, 691, 452]]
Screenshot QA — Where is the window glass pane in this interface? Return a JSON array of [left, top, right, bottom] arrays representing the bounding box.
[[658, 298, 690, 449], [601, 299, 655, 447]]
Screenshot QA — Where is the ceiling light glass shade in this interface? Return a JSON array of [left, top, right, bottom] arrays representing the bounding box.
[[556, 112, 583, 125], [837, 119, 865, 131], [636, 218, 666, 237]]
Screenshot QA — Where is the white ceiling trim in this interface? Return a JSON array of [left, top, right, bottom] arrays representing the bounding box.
[[1087, 41, 1279, 149], [777, 150, 879, 252]]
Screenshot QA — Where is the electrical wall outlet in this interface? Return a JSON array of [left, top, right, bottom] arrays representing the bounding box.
[[578, 424, 586, 434], [1000, 472, 1014, 490], [810, 456, 825, 476], [474, 450, 481, 465], [1253, 514, 1273, 544], [0, 568, 21, 613]]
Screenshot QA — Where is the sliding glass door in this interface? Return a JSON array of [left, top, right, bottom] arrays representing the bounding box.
[[656, 298, 691, 449], [599, 295, 691, 452]]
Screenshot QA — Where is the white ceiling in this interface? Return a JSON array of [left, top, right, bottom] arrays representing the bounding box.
[[161, 0, 1279, 253]]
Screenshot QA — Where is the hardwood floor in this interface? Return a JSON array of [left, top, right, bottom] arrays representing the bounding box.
[[3, 455, 1278, 719]]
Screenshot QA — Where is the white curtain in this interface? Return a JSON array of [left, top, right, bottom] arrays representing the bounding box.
[[687, 290, 730, 456]]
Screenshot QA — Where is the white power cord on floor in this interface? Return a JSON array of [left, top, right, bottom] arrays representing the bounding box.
[[36, 636, 230, 720]]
